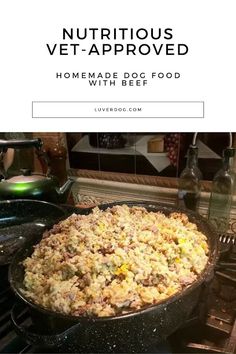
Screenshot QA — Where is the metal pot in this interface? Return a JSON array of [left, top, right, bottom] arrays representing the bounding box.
[[0, 139, 74, 203], [9, 201, 218, 353], [0, 199, 68, 265]]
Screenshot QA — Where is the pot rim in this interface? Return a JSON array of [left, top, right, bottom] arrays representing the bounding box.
[[0, 198, 67, 217], [0, 198, 65, 208], [9, 201, 218, 323]]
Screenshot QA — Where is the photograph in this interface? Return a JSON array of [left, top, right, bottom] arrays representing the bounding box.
[[0, 132, 235, 353]]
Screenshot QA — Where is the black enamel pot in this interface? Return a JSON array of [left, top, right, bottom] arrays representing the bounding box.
[[0, 199, 68, 265], [9, 201, 218, 353]]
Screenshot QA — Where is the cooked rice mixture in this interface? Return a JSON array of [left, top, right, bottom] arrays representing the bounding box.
[[22, 205, 209, 317]]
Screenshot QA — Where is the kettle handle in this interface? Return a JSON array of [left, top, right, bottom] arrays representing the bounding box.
[[0, 139, 42, 151], [35, 148, 51, 176]]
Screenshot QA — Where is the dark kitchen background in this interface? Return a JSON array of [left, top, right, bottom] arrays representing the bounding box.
[[0, 132, 232, 182], [67, 133, 230, 181]]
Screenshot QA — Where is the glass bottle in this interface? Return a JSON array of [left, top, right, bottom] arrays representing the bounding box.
[[208, 147, 235, 233], [177, 145, 202, 211]]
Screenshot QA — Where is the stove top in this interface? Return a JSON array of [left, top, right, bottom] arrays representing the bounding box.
[[0, 239, 235, 354], [170, 240, 236, 354]]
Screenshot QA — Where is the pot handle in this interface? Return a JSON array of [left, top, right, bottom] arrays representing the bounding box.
[[11, 302, 80, 347]]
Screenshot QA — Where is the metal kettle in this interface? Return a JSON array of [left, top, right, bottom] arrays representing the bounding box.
[[0, 138, 74, 203]]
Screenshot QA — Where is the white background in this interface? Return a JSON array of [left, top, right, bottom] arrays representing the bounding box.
[[0, 0, 235, 132]]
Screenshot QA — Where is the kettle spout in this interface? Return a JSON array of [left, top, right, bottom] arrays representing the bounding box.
[[56, 178, 74, 203]]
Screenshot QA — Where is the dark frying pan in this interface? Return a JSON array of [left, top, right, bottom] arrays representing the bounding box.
[[9, 201, 218, 353], [0, 199, 67, 265]]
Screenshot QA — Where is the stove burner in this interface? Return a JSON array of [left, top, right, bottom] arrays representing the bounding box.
[[214, 247, 236, 301], [215, 282, 236, 302], [206, 309, 233, 335], [170, 236, 236, 354]]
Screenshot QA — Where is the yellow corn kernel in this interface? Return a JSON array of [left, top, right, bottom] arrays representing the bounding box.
[[115, 263, 129, 276], [201, 242, 208, 251], [98, 222, 106, 231], [167, 287, 175, 295]]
